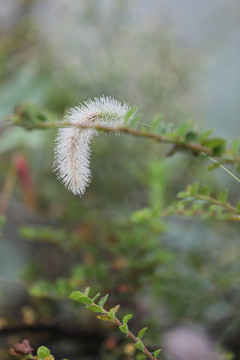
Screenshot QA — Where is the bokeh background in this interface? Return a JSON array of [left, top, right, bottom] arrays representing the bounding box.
[[0, 1, 239, 359]]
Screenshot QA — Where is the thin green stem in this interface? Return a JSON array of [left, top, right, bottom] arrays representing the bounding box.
[[203, 153, 240, 184]]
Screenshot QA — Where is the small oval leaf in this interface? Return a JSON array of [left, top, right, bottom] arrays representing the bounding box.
[[123, 314, 133, 325], [86, 305, 104, 313], [134, 340, 144, 351], [153, 349, 161, 358], [69, 291, 93, 305], [98, 294, 108, 307], [138, 327, 147, 340], [119, 323, 128, 334]]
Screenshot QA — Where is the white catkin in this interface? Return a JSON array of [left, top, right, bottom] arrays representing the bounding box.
[[54, 96, 133, 196]]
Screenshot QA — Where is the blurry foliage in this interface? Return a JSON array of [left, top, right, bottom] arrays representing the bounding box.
[[0, 1, 240, 360]]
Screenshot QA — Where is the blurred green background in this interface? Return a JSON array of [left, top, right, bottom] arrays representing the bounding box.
[[0, 1, 239, 359]]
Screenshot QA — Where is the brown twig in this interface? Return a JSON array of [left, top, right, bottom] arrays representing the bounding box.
[[33, 121, 213, 156], [96, 304, 158, 360]]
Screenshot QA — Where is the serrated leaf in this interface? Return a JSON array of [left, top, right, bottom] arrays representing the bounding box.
[[138, 327, 147, 340], [119, 323, 128, 334], [153, 349, 161, 358], [123, 314, 133, 325], [92, 293, 100, 302], [97, 315, 111, 321], [84, 287, 90, 297], [69, 291, 93, 305], [86, 305, 104, 313], [135, 340, 144, 351], [98, 294, 108, 307], [217, 189, 228, 203]]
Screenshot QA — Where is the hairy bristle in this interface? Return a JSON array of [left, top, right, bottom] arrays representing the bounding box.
[[54, 96, 135, 196]]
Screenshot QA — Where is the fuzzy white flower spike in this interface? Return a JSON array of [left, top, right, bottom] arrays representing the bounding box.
[[54, 96, 135, 196]]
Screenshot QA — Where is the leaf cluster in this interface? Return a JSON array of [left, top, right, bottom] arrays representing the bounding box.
[[69, 288, 161, 360]]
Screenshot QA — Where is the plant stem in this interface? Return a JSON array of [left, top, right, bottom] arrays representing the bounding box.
[[35, 121, 212, 156], [160, 209, 240, 222], [98, 306, 157, 360], [115, 317, 156, 360], [194, 193, 239, 214]]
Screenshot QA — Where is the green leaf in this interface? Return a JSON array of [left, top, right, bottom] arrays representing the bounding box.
[[98, 294, 108, 307], [200, 129, 213, 141], [135, 340, 144, 351], [153, 349, 162, 358], [217, 189, 228, 203], [177, 120, 192, 135], [123, 314, 133, 325], [37, 346, 51, 359], [119, 323, 128, 334], [86, 305, 104, 313], [84, 287, 90, 297], [151, 114, 163, 130], [177, 191, 189, 198], [124, 107, 137, 125], [188, 182, 199, 196], [92, 293, 100, 302], [136, 354, 146, 360], [69, 291, 93, 305], [138, 327, 147, 340], [130, 113, 142, 128], [97, 315, 112, 321], [131, 208, 154, 222], [203, 138, 226, 156], [199, 185, 212, 196], [108, 308, 116, 321], [185, 131, 199, 142], [113, 304, 120, 313], [13, 103, 49, 130]]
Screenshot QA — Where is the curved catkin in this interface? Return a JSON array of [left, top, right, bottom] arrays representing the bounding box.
[[54, 96, 134, 196]]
